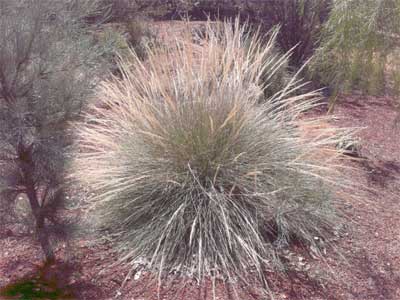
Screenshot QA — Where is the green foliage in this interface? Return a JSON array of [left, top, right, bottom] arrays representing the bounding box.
[[0, 279, 74, 300], [0, 0, 103, 261], [252, 0, 332, 66], [389, 51, 400, 97], [125, 19, 158, 60], [394, 71, 400, 97], [97, 0, 171, 22], [312, 0, 400, 99], [93, 21, 157, 77], [98, 0, 138, 22], [72, 20, 352, 297], [95, 25, 130, 71]]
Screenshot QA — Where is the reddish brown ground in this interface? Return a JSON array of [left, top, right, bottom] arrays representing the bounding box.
[[1, 94, 399, 300]]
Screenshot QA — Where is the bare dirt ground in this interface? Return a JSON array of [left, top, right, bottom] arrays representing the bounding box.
[[0, 94, 399, 300]]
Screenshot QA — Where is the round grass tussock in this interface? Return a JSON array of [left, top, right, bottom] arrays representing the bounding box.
[[71, 20, 353, 297]]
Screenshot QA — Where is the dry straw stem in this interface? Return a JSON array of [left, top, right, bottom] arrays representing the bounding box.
[[71, 19, 355, 298]]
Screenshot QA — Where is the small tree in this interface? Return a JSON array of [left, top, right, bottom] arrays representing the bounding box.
[[0, 0, 101, 261]]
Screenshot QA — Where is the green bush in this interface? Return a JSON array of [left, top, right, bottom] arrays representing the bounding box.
[[93, 21, 158, 77], [311, 0, 400, 103], [125, 19, 158, 60], [72, 20, 351, 297], [97, 0, 172, 22], [95, 25, 130, 72], [251, 0, 332, 67]]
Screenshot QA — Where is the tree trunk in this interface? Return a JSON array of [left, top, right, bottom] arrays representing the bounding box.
[[26, 184, 55, 262], [17, 143, 55, 262]]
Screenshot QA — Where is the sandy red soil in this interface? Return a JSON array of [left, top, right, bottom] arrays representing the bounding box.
[[1, 94, 400, 300]]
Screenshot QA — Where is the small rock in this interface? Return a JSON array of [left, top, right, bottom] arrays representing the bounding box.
[[134, 271, 141, 280]]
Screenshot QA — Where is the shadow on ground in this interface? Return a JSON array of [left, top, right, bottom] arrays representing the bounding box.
[[0, 260, 101, 300]]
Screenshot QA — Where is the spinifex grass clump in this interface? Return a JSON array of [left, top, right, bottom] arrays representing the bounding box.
[[72, 20, 351, 296]]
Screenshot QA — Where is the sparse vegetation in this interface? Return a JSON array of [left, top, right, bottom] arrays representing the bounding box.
[[71, 20, 352, 297]]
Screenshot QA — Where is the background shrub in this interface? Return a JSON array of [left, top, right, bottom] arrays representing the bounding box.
[[97, 0, 332, 67], [0, 0, 104, 261], [97, 0, 173, 22], [249, 0, 332, 67], [72, 20, 352, 296], [311, 0, 400, 108], [94, 25, 131, 73], [93, 20, 158, 78], [144, 0, 332, 67], [125, 19, 158, 60]]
